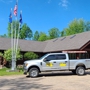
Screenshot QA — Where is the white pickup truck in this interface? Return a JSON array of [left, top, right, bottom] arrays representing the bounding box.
[[23, 53, 90, 78]]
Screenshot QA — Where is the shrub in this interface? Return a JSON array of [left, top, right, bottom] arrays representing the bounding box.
[[24, 52, 38, 60], [4, 48, 22, 61]]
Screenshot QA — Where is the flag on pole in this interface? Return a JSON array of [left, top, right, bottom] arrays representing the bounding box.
[[19, 11, 22, 24], [9, 10, 12, 23], [14, 1, 18, 16]]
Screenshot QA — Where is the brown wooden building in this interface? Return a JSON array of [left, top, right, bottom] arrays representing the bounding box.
[[0, 31, 90, 65]]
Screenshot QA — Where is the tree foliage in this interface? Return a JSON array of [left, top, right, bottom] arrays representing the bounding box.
[[19, 23, 33, 39], [4, 48, 22, 61], [0, 52, 3, 57], [48, 27, 60, 39], [6, 18, 90, 40], [33, 31, 40, 40], [7, 21, 19, 38], [24, 52, 38, 60], [0, 34, 7, 38], [85, 21, 90, 31], [7, 21, 33, 40], [61, 19, 85, 36], [38, 32, 49, 41]]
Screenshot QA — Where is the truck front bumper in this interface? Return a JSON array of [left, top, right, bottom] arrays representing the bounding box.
[[23, 64, 28, 75], [24, 69, 27, 75]]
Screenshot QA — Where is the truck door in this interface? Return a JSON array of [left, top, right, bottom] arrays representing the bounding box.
[[42, 55, 58, 71], [56, 54, 69, 70]]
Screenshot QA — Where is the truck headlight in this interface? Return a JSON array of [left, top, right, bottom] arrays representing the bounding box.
[[25, 63, 28, 66]]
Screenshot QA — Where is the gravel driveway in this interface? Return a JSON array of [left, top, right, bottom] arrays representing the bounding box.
[[0, 71, 90, 90]]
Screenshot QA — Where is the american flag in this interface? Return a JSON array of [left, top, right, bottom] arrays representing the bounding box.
[[14, 2, 17, 16]]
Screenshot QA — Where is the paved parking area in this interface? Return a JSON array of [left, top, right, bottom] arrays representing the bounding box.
[[0, 71, 90, 90]]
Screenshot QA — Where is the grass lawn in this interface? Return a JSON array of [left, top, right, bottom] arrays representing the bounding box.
[[0, 67, 23, 76]]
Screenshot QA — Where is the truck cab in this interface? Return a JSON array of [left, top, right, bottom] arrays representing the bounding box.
[[41, 53, 69, 71]]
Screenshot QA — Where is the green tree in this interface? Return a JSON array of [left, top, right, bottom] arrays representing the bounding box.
[[7, 21, 19, 38], [48, 28, 60, 39], [0, 52, 3, 57], [0, 34, 7, 38], [19, 23, 33, 39], [33, 31, 39, 40], [4, 48, 22, 61], [60, 30, 66, 37], [62, 19, 85, 36], [7, 21, 33, 39], [85, 21, 90, 31], [38, 32, 49, 41], [24, 52, 38, 60]]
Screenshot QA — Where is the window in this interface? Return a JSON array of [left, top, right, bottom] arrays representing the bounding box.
[[79, 53, 89, 59], [69, 53, 77, 59], [46, 55, 56, 60], [68, 53, 89, 59], [56, 54, 66, 60], [45, 54, 66, 60]]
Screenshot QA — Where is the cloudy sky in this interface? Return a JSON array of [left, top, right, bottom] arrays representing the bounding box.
[[0, 0, 90, 35]]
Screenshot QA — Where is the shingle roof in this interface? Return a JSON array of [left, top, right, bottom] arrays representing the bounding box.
[[43, 31, 90, 52], [0, 38, 47, 52], [18, 39, 47, 52], [0, 31, 90, 52]]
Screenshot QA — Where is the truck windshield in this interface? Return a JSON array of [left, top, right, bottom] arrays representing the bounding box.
[[39, 54, 48, 60]]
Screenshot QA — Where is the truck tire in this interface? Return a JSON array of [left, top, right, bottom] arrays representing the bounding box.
[[72, 70, 76, 74], [76, 66, 85, 76], [29, 68, 39, 78]]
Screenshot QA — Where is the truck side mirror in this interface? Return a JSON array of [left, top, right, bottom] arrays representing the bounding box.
[[43, 58, 50, 62], [43, 58, 47, 62]]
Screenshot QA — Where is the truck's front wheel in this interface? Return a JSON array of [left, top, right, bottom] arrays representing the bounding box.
[[29, 68, 39, 78], [76, 67, 85, 76]]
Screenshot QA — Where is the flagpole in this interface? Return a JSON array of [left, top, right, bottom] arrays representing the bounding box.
[[15, 22, 20, 55], [15, 0, 18, 69], [10, 8, 14, 70], [13, 0, 18, 70], [13, 17, 17, 70], [16, 10, 22, 54]]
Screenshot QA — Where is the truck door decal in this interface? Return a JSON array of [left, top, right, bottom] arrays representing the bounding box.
[[60, 63, 66, 67], [46, 63, 53, 67]]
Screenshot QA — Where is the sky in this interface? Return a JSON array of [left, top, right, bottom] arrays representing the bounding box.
[[0, 0, 90, 35]]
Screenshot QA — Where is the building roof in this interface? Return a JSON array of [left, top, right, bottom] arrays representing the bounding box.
[[0, 31, 90, 52], [0, 38, 47, 52], [43, 31, 90, 52]]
